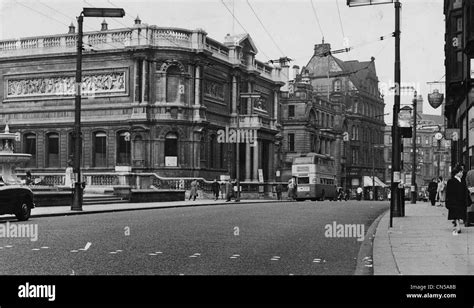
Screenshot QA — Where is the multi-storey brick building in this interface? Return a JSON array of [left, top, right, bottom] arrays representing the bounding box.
[[279, 72, 339, 182], [0, 19, 285, 187], [292, 42, 385, 196]]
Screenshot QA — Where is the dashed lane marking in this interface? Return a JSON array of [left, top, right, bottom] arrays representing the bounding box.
[[270, 256, 280, 261]]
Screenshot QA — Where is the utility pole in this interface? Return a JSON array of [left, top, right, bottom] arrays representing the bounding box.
[[411, 91, 417, 204]]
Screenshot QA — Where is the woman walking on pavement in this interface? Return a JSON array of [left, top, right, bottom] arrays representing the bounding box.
[[446, 165, 469, 235], [428, 178, 438, 206], [437, 176, 446, 207], [189, 179, 198, 201]]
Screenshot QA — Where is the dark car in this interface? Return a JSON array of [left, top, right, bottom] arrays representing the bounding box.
[[0, 181, 35, 221]]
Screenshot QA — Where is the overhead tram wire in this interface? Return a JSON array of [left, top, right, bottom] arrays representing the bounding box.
[[220, 0, 272, 61], [246, 0, 286, 57], [335, 0, 348, 60], [310, 0, 325, 42]]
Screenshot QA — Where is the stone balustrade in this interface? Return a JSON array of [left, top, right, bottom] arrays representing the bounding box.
[[0, 26, 280, 82]]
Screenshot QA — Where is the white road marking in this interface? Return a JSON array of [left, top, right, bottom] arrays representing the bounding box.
[[149, 253, 157, 256], [5, 245, 12, 248], [155, 251, 163, 254], [41, 247, 49, 249], [109, 252, 118, 254], [271, 256, 280, 261], [32, 248, 40, 251], [116, 250, 123, 252], [70, 250, 78, 253], [79, 242, 92, 251]]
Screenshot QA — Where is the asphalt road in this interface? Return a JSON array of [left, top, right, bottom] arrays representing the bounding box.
[[0, 200, 388, 275]]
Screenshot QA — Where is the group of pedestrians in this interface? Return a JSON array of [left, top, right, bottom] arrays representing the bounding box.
[[428, 176, 447, 207]]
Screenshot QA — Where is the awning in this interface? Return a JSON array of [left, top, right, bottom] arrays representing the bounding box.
[[363, 176, 388, 188]]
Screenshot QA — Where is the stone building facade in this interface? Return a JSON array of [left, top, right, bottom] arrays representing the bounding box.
[[444, 0, 474, 169], [0, 20, 285, 185], [279, 75, 339, 182], [293, 43, 386, 193]]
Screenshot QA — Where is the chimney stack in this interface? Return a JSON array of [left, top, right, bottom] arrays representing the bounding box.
[[101, 19, 108, 31], [314, 43, 331, 57], [68, 22, 75, 34]]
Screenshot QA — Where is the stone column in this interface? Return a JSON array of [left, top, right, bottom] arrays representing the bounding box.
[[245, 143, 251, 181], [193, 65, 201, 120], [231, 75, 237, 117], [273, 90, 279, 127], [268, 141, 275, 181], [253, 140, 259, 182], [142, 60, 149, 103]]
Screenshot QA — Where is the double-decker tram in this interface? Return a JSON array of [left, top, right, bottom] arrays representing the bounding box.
[[291, 153, 337, 201]]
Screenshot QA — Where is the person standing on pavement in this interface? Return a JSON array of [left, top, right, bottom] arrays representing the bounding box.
[[211, 179, 220, 201], [428, 178, 438, 206], [275, 183, 283, 200], [189, 179, 198, 201], [287, 178, 295, 201], [436, 176, 446, 207], [225, 179, 234, 202], [445, 166, 469, 235], [356, 186, 363, 201]]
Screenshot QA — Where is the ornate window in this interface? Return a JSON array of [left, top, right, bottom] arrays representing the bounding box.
[[93, 132, 107, 167], [117, 131, 131, 165], [165, 132, 178, 167], [23, 133, 36, 168], [166, 66, 184, 103], [45, 133, 59, 168], [333, 79, 342, 92]]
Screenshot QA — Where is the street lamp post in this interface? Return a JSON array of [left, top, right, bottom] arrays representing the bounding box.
[[348, 0, 401, 227], [71, 7, 125, 211], [411, 92, 417, 204]]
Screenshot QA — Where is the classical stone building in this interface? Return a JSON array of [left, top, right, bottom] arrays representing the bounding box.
[[0, 20, 285, 186], [294, 42, 386, 193], [279, 72, 339, 182]]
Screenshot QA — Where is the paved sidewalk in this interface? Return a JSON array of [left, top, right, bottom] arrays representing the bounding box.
[[374, 201, 474, 275], [25, 198, 278, 218]]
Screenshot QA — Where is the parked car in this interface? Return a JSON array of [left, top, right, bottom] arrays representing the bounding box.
[[0, 179, 35, 221]]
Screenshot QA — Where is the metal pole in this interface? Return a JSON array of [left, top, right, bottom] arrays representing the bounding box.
[[390, 0, 402, 225], [235, 97, 240, 202], [411, 92, 417, 204], [372, 147, 375, 201], [72, 14, 84, 211], [437, 139, 441, 178]]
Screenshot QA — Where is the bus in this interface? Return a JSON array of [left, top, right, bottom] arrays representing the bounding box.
[[291, 154, 337, 201]]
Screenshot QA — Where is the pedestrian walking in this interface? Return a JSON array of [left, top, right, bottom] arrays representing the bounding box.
[[225, 179, 234, 202], [446, 166, 469, 235], [189, 179, 198, 201], [211, 179, 220, 201], [287, 178, 295, 200], [356, 186, 363, 201], [220, 181, 225, 200], [428, 178, 438, 206], [275, 183, 283, 200], [436, 176, 446, 207]]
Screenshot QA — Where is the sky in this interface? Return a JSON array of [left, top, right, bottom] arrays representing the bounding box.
[[0, 0, 446, 123]]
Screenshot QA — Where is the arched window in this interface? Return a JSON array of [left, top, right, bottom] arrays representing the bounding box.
[[333, 79, 342, 92], [117, 131, 131, 165], [45, 133, 59, 168], [165, 132, 178, 167], [166, 66, 183, 103], [23, 133, 36, 168], [93, 131, 107, 167], [133, 135, 145, 167]]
